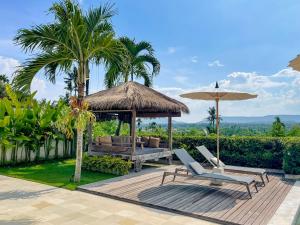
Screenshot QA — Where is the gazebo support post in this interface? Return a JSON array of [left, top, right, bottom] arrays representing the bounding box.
[[167, 116, 173, 164], [131, 110, 141, 171]]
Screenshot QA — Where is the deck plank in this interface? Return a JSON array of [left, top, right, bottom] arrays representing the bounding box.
[[78, 167, 294, 225], [219, 175, 277, 221], [232, 176, 284, 224]]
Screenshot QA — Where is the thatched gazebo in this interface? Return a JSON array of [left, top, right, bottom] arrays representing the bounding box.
[[85, 81, 189, 171]]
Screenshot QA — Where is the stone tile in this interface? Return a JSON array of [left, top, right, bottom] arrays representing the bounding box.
[[32, 201, 54, 209], [0, 175, 219, 225]]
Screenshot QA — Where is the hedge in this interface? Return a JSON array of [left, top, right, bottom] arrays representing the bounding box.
[[170, 135, 300, 174], [282, 138, 300, 174], [82, 154, 131, 176]]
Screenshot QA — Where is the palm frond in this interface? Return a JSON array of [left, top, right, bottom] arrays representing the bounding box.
[[134, 54, 160, 75], [85, 3, 116, 33], [135, 41, 154, 55], [91, 35, 127, 68], [13, 52, 73, 92], [104, 63, 123, 88], [119, 37, 136, 56]]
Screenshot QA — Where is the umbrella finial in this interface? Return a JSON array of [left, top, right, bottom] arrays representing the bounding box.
[[215, 82, 219, 89]]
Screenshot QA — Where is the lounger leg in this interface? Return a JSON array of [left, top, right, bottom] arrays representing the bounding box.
[[161, 172, 167, 185], [260, 174, 265, 186], [266, 173, 269, 182], [173, 168, 178, 181], [246, 185, 252, 199], [254, 182, 258, 193]]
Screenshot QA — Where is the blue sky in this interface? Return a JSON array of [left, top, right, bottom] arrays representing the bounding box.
[[1, 0, 300, 122]]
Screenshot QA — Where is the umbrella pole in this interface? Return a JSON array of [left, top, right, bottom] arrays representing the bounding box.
[[216, 98, 220, 168]]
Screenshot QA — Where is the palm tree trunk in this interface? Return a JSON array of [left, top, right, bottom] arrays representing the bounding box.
[[74, 62, 86, 183], [74, 129, 83, 182], [85, 79, 89, 96]]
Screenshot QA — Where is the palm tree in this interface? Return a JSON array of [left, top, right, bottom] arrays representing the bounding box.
[[13, 0, 126, 182], [104, 37, 160, 88], [206, 106, 221, 134], [64, 67, 78, 98]]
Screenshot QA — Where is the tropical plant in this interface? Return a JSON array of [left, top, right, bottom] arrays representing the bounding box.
[[0, 74, 9, 98], [271, 116, 285, 137], [13, 0, 126, 182], [104, 37, 160, 88], [82, 154, 131, 175], [0, 85, 74, 165]]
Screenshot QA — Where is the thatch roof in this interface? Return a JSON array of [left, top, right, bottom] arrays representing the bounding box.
[[85, 82, 189, 116]]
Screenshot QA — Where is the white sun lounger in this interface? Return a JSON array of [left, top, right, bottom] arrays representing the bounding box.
[[161, 149, 258, 198], [196, 145, 269, 186]]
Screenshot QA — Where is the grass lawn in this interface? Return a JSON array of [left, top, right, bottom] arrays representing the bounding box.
[[0, 159, 117, 190]]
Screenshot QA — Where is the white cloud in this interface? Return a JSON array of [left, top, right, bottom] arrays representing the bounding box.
[[167, 47, 177, 54], [0, 56, 20, 80], [154, 68, 300, 122], [191, 56, 198, 63], [31, 78, 66, 101], [208, 60, 224, 67], [31, 77, 46, 96], [174, 75, 188, 84]]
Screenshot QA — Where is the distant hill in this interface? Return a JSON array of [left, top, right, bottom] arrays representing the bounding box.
[[140, 115, 300, 127], [198, 115, 300, 124]]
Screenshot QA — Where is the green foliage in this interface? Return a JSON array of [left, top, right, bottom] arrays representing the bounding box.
[[0, 74, 9, 98], [0, 85, 75, 165], [93, 121, 130, 138], [282, 138, 300, 174], [287, 124, 300, 136], [271, 116, 286, 137], [82, 154, 131, 175]]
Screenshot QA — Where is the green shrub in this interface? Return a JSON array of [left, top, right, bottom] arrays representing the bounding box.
[[282, 138, 300, 174], [173, 136, 285, 169], [82, 154, 131, 175]]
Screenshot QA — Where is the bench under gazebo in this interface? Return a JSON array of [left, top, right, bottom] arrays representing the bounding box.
[[85, 81, 189, 171]]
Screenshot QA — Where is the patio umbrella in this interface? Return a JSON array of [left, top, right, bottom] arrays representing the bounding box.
[[288, 55, 300, 71], [180, 82, 257, 168]]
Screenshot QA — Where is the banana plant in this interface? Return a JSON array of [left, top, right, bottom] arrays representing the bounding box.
[[0, 85, 76, 165]]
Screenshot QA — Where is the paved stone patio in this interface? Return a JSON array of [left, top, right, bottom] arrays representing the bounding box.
[[0, 175, 217, 225]]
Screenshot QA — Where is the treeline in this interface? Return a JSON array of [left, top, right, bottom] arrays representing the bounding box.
[[93, 119, 300, 138]]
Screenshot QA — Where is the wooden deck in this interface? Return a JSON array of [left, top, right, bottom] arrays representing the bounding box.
[[78, 166, 294, 225]]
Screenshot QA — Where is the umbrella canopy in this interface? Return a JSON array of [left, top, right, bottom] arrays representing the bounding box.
[[180, 82, 257, 168], [181, 91, 257, 101], [288, 55, 300, 71]]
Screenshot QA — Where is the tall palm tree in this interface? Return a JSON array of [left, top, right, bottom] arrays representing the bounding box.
[[104, 37, 160, 88], [64, 67, 78, 98], [13, 0, 126, 182]]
